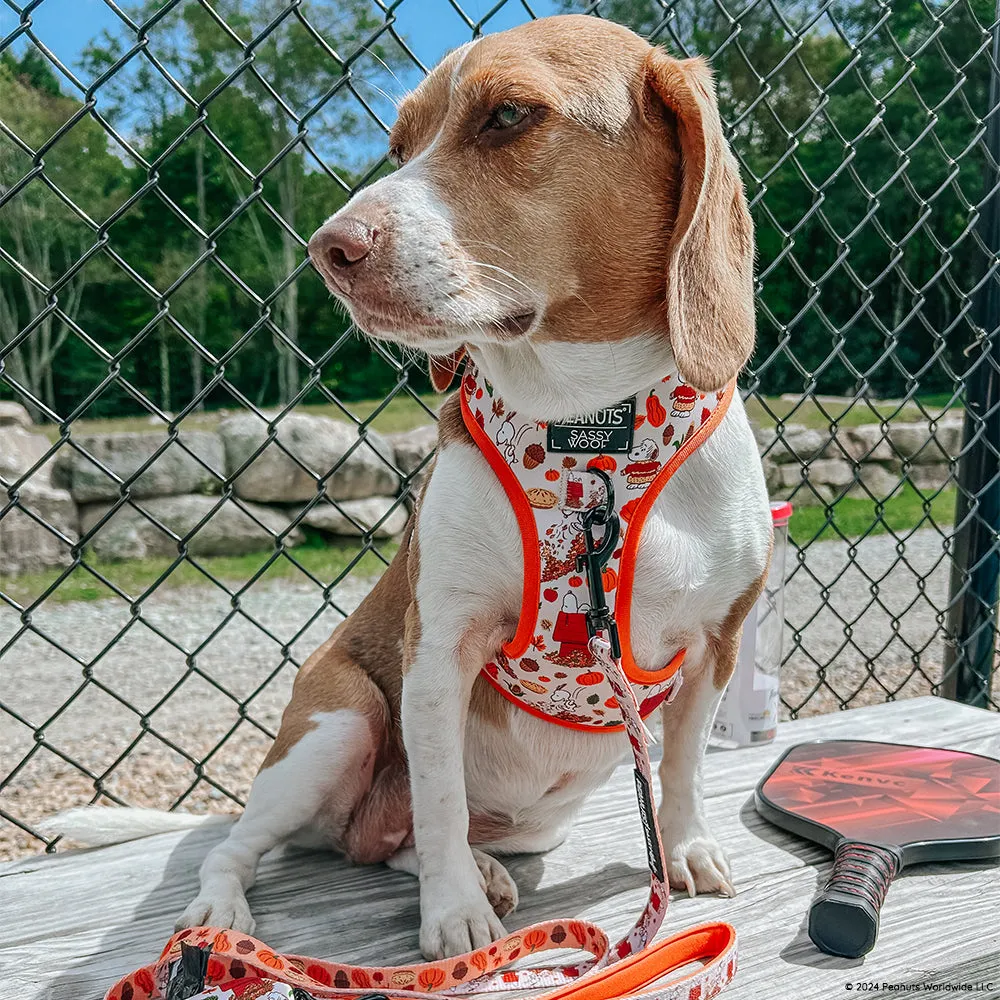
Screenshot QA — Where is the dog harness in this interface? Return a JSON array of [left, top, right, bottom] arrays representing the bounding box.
[[460, 361, 733, 731]]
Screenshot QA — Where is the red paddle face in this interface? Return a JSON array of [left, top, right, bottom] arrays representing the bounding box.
[[758, 740, 1000, 853]]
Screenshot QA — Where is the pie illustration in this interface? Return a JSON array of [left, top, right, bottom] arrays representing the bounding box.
[[526, 487, 559, 509]]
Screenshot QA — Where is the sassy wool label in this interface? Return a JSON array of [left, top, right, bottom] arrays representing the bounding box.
[[547, 399, 636, 454]]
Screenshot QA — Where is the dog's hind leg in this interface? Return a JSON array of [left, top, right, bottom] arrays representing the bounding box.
[[177, 672, 385, 933]]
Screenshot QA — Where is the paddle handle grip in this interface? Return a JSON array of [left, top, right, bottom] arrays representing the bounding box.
[[808, 840, 902, 958]]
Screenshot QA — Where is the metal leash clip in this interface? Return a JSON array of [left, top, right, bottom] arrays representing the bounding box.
[[575, 467, 622, 659]]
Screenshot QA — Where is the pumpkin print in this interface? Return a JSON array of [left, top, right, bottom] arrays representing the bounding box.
[[134, 969, 154, 993], [577, 671, 605, 686], [602, 566, 618, 591], [418, 967, 446, 989], [587, 453, 617, 473], [351, 969, 371, 987], [645, 392, 667, 427], [307, 965, 333, 986], [567, 575, 583, 587], [544, 468, 560, 482], [470, 951, 490, 972], [524, 928, 547, 950], [213, 931, 231, 953], [257, 949, 284, 970]]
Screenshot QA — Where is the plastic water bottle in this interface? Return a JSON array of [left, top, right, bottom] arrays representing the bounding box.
[[711, 500, 792, 748]]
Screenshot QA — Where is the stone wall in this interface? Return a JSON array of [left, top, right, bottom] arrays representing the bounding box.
[[0, 401, 962, 573]]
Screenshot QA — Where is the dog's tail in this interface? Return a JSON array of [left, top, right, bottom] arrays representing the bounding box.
[[38, 806, 233, 847]]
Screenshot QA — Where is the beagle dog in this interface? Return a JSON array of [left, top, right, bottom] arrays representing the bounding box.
[[51, 14, 771, 962]]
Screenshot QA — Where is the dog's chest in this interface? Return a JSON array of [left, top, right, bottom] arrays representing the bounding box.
[[463, 701, 627, 835]]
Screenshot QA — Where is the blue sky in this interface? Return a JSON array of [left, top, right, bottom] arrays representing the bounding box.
[[2, 0, 561, 95]]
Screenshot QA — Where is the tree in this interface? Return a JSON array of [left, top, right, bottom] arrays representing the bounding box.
[[0, 51, 124, 418], [81, 0, 396, 408]]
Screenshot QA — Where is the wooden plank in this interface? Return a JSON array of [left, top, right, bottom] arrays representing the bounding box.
[[1, 697, 998, 999]]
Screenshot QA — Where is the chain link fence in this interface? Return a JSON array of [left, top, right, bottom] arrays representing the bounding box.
[[1, 0, 998, 860]]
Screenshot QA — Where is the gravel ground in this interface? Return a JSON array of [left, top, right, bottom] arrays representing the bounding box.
[[2, 528, 996, 861]]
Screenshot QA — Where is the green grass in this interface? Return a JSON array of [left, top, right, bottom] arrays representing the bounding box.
[[35, 393, 441, 442], [789, 483, 956, 545], [744, 395, 960, 431], [36, 393, 960, 443], [1, 536, 399, 607]]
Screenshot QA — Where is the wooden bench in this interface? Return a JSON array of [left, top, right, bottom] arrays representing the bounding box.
[[2, 696, 998, 999]]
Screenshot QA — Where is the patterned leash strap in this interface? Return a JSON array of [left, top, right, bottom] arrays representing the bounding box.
[[105, 636, 737, 1000]]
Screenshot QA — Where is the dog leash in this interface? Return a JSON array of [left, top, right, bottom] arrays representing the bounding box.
[[105, 479, 738, 1000]]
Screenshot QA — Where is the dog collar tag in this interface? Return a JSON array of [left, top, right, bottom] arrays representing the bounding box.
[[547, 398, 636, 454]]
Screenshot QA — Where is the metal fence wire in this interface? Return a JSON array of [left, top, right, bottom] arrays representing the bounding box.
[[0, 0, 998, 859]]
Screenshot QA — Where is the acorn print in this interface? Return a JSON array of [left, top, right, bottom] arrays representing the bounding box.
[[523, 442, 545, 469]]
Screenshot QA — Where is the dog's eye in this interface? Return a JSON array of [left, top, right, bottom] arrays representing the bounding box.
[[388, 145, 405, 166], [485, 103, 531, 132]]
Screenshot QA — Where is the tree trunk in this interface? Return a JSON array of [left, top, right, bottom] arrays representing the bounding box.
[[191, 130, 208, 411]]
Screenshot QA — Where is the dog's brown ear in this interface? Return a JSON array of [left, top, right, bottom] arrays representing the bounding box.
[[645, 51, 755, 391], [428, 347, 466, 392]]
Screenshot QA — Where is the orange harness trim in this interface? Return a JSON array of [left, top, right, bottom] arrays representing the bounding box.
[[460, 363, 734, 731]]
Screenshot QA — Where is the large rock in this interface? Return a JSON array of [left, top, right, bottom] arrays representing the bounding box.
[[219, 412, 399, 503], [0, 401, 32, 428], [301, 496, 409, 539], [888, 416, 963, 462], [754, 424, 839, 464], [0, 422, 55, 482], [389, 424, 437, 498], [53, 431, 225, 503], [908, 463, 954, 491], [80, 495, 303, 561], [843, 424, 895, 463], [848, 463, 903, 499], [0, 479, 78, 574], [798, 458, 856, 488]]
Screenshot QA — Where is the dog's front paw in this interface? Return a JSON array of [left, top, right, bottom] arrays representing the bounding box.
[[419, 890, 507, 960], [472, 848, 518, 918], [664, 830, 735, 899], [176, 888, 255, 934]]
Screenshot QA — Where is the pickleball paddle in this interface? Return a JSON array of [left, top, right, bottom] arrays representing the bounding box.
[[754, 739, 1000, 958]]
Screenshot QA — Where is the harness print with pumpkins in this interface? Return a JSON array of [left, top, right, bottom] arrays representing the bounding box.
[[460, 361, 733, 731]]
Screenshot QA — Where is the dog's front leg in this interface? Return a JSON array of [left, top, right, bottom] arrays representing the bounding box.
[[402, 627, 506, 959], [656, 647, 736, 899]]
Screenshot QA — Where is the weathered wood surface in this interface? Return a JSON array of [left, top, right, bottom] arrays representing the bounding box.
[[2, 696, 998, 999]]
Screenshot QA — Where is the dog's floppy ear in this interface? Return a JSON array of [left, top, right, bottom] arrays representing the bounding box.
[[645, 51, 755, 391], [428, 347, 466, 392]]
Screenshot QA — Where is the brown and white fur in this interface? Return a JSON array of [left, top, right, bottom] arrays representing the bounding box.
[[46, 15, 772, 962]]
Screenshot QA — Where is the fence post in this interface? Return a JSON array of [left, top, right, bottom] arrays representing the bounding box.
[[942, 4, 1000, 708]]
